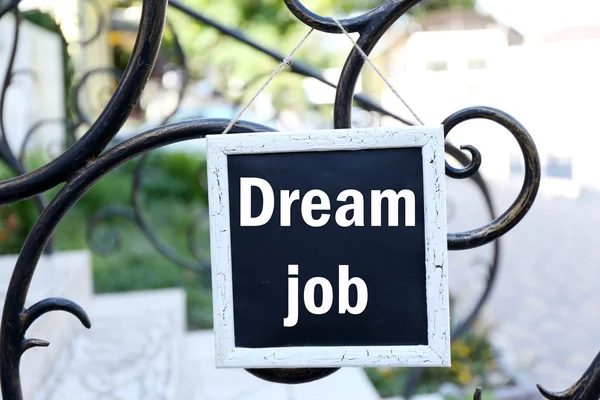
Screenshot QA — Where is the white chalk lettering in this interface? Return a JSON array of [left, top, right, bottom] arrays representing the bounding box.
[[301, 190, 330, 227], [335, 189, 365, 227], [240, 178, 416, 228], [371, 189, 416, 227], [283, 264, 299, 327], [240, 178, 274, 226], [338, 264, 368, 315], [284, 264, 368, 327]]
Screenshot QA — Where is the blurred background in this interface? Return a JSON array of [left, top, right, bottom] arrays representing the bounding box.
[[1, 0, 600, 399]]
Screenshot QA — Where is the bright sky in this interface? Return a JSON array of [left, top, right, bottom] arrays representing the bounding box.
[[478, 0, 600, 36]]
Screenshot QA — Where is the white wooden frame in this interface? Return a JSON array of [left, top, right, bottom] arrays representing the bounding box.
[[206, 126, 450, 369]]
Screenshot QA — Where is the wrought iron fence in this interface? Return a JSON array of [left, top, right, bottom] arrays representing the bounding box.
[[0, 0, 593, 399]]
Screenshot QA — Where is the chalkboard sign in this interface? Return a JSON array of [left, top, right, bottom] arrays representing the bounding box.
[[206, 127, 450, 369]]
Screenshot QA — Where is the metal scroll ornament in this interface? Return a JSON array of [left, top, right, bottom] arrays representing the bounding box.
[[0, 0, 570, 398]]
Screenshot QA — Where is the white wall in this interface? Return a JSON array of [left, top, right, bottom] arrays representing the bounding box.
[[383, 29, 514, 181], [0, 14, 65, 160], [382, 29, 600, 194]]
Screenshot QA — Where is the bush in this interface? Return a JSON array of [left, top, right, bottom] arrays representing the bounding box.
[[0, 199, 39, 254], [0, 150, 212, 328]]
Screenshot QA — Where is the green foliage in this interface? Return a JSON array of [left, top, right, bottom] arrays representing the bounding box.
[[0, 166, 39, 254], [366, 294, 497, 397], [412, 0, 476, 14], [0, 151, 212, 329], [136, 152, 208, 204], [0, 200, 38, 254], [64, 151, 211, 328], [111, 0, 475, 117], [51, 151, 208, 218], [168, 0, 380, 78], [112, 45, 131, 75]]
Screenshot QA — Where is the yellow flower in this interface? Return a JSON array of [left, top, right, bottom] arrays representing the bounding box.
[[454, 342, 471, 358], [450, 362, 461, 373], [458, 368, 472, 385]]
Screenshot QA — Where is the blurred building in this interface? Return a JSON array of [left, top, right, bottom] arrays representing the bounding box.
[[0, 12, 65, 156], [0, 0, 115, 156], [377, 7, 600, 197]]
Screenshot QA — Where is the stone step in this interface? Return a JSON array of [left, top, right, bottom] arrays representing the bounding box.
[[177, 331, 381, 400], [34, 288, 186, 400], [0, 250, 93, 400]]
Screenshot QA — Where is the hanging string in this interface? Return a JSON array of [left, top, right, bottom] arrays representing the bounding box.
[[221, 28, 315, 135], [330, 17, 424, 125], [221, 18, 423, 134]]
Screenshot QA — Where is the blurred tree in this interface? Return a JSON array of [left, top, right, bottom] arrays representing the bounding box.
[[413, 0, 475, 14], [114, 0, 475, 116], [166, 0, 475, 96]]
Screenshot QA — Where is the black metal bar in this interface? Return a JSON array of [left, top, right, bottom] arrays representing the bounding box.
[[0, 0, 19, 20], [0, 0, 548, 396], [537, 351, 600, 399]]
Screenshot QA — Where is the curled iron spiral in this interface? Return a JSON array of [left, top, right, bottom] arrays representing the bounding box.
[[86, 153, 210, 272], [0, 0, 557, 398], [83, 17, 201, 271], [0, 0, 165, 204], [74, 0, 106, 47]]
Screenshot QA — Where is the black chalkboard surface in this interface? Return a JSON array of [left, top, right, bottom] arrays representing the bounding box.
[[228, 148, 427, 348], [207, 127, 450, 368]]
